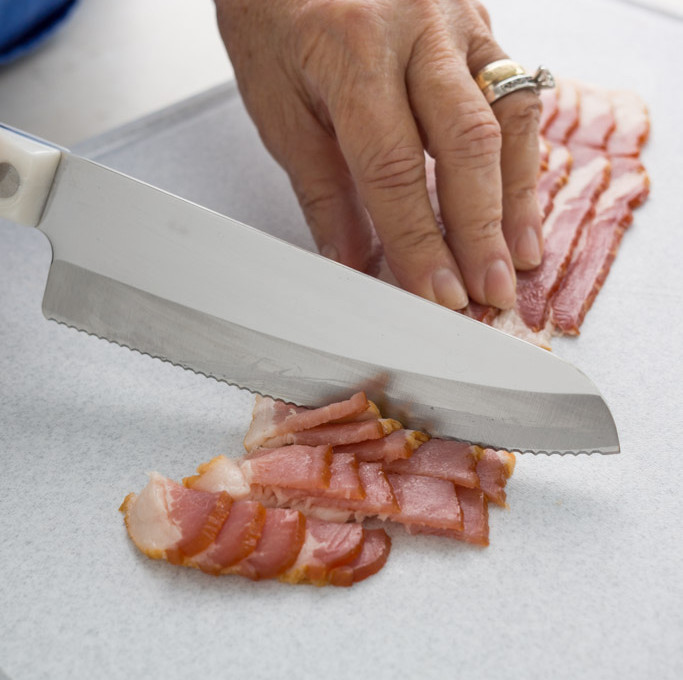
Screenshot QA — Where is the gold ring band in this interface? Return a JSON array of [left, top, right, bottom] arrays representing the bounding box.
[[475, 60, 555, 105]]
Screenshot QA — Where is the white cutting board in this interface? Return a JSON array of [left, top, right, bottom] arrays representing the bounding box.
[[1, 1, 681, 678]]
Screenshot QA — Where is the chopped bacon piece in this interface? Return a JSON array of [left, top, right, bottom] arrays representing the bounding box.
[[333, 429, 430, 463], [260, 418, 401, 449], [191, 500, 267, 575], [516, 147, 611, 331], [241, 444, 331, 493], [384, 439, 480, 489], [606, 90, 650, 157], [550, 157, 650, 333], [281, 518, 365, 585], [183, 455, 250, 499], [545, 80, 580, 144], [329, 529, 392, 586], [234, 508, 306, 581], [569, 82, 615, 149], [243, 392, 372, 452], [386, 473, 463, 533], [474, 448, 516, 508]]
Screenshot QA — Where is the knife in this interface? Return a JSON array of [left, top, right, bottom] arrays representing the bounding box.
[[0, 124, 619, 454]]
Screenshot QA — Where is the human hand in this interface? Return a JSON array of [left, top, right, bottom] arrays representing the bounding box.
[[215, 0, 543, 309]]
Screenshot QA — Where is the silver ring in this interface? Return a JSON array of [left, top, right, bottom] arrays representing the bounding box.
[[475, 60, 555, 105]]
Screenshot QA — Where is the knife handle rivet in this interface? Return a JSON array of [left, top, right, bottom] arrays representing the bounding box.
[[0, 162, 20, 199]]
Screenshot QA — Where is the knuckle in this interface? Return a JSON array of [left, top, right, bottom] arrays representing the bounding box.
[[498, 94, 542, 136], [438, 107, 502, 167], [358, 140, 426, 195], [458, 217, 503, 244], [388, 224, 445, 257]]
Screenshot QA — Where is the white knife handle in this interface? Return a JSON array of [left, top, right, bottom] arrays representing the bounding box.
[[0, 125, 62, 227]]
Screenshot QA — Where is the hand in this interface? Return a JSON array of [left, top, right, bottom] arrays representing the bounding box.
[[215, 0, 543, 309]]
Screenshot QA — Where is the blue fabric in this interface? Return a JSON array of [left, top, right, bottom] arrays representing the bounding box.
[[0, 0, 79, 64]]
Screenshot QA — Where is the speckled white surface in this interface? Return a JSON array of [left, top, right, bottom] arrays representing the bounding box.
[[1, 1, 682, 679]]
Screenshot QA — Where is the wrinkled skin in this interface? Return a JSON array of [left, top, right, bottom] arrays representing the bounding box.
[[215, 0, 542, 309]]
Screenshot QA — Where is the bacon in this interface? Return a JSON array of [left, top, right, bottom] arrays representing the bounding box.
[[384, 439, 480, 489], [333, 428, 430, 463], [545, 80, 580, 144], [568, 82, 615, 149], [241, 444, 332, 493], [259, 418, 400, 449], [183, 455, 250, 499], [243, 392, 372, 452], [329, 529, 392, 586], [537, 143, 573, 219], [606, 90, 650, 157], [386, 473, 463, 534], [539, 87, 559, 133], [516, 147, 611, 331], [550, 157, 650, 333], [474, 448, 516, 508], [281, 518, 365, 585]]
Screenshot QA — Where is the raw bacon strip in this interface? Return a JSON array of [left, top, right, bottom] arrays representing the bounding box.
[[383, 439, 481, 489], [474, 448, 516, 508], [569, 82, 615, 149], [516, 146, 611, 331], [537, 143, 573, 219], [234, 508, 306, 581], [606, 90, 650, 157], [386, 473, 463, 533], [191, 500, 267, 575], [329, 529, 392, 586], [539, 87, 559, 133], [333, 429, 430, 463], [241, 444, 332, 493], [243, 392, 372, 452], [281, 518, 365, 585], [462, 300, 497, 324], [545, 80, 580, 144], [550, 157, 650, 333], [260, 418, 401, 449], [183, 455, 250, 499]]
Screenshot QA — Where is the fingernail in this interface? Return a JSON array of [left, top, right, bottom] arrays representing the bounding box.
[[321, 244, 340, 262], [514, 227, 542, 268], [485, 259, 516, 309], [431, 268, 468, 310]]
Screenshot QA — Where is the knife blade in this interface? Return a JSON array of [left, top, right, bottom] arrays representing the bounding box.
[[0, 124, 619, 454]]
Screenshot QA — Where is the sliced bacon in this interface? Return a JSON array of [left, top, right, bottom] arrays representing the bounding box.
[[606, 89, 650, 157], [191, 500, 266, 575], [329, 529, 392, 586], [260, 418, 401, 449], [386, 473, 463, 533], [241, 444, 331, 493], [243, 392, 372, 452], [474, 448, 516, 508], [568, 82, 615, 149], [234, 508, 306, 581], [550, 157, 650, 333], [516, 146, 611, 331], [545, 80, 580, 144], [537, 143, 573, 219], [281, 518, 365, 585], [333, 428, 430, 463], [384, 439, 480, 489], [539, 87, 559, 133], [183, 455, 250, 499]]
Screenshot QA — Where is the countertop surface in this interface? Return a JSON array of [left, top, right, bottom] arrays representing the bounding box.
[[1, 1, 682, 678]]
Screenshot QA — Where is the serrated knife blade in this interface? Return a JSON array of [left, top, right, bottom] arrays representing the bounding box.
[[0, 124, 619, 454]]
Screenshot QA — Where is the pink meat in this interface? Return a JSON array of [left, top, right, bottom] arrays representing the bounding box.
[[550, 157, 650, 333], [516, 146, 611, 331], [539, 87, 559, 133], [329, 529, 392, 587], [260, 418, 400, 449], [475, 449, 516, 508], [384, 439, 480, 489], [606, 90, 650, 156], [241, 444, 331, 493], [537, 143, 572, 219], [333, 429, 430, 463], [545, 80, 580, 144], [386, 473, 463, 533], [282, 518, 365, 585], [191, 500, 267, 575], [235, 508, 306, 581], [243, 392, 372, 452], [569, 82, 615, 149]]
